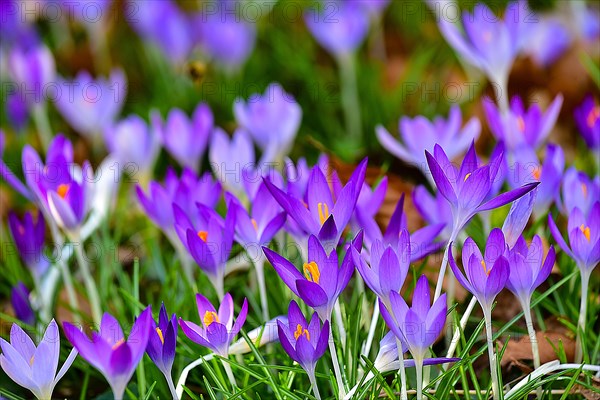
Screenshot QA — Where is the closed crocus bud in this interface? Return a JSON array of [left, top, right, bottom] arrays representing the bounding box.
[[11, 283, 35, 325], [6, 91, 28, 131], [8, 43, 55, 105], [8, 211, 48, 280], [147, 303, 178, 391]]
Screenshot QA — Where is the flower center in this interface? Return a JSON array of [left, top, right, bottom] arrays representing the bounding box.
[[156, 327, 164, 345], [203, 311, 219, 327], [481, 259, 491, 276], [57, 183, 70, 199], [580, 224, 591, 242], [532, 166, 542, 180], [29, 355, 34, 366], [197, 231, 208, 242], [464, 173, 472, 182], [303, 261, 321, 284], [581, 183, 588, 198], [251, 218, 258, 231], [317, 202, 330, 225], [587, 105, 599, 128], [517, 116, 526, 133], [294, 323, 310, 341], [112, 339, 125, 350]]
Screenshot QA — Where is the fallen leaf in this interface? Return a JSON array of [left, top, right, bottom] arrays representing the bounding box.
[[500, 330, 576, 370]]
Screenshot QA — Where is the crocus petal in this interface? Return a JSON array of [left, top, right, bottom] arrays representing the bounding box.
[[231, 298, 248, 338], [532, 246, 555, 290], [295, 334, 316, 369], [9, 324, 35, 361], [296, 280, 329, 308], [448, 246, 474, 294], [547, 214, 574, 258], [425, 150, 458, 206], [484, 256, 509, 304], [263, 247, 304, 297], [502, 189, 536, 248], [477, 182, 539, 212], [48, 191, 78, 230], [277, 322, 298, 362]]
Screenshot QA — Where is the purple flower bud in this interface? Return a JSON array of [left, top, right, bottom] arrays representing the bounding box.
[[10, 283, 35, 326], [574, 95, 600, 151], [8, 43, 55, 105], [6, 91, 28, 131], [146, 303, 177, 381], [8, 211, 48, 279]]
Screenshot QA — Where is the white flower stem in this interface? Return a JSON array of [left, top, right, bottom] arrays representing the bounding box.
[[222, 360, 237, 391], [31, 103, 53, 151], [521, 299, 541, 370], [72, 234, 102, 325], [48, 224, 81, 324], [433, 231, 458, 302], [307, 369, 322, 400], [415, 356, 424, 400], [328, 322, 347, 397], [445, 296, 478, 360], [334, 300, 347, 347], [361, 299, 379, 358], [165, 373, 179, 400], [483, 308, 500, 400], [575, 269, 591, 363], [395, 338, 409, 400], [254, 254, 269, 321], [175, 354, 214, 399]]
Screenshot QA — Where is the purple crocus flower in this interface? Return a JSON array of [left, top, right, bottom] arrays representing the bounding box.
[[147, 303, 178, 395], [561, 168, 599, 218], [6, 91, 28, 131], [0, 320, 77, 400], [179, 293, 248, 357], [8, 43, 55, 105], [209, 128, 256, 198], [64, 307, 153, 400], [105, 115, 160, 178], [501, 190, 536, 250], [11, 283, 35, 326], [305, 0, 370, 58], [449, 229, 510, 310], [574, 95, 600, 151], [351, 177, 387, 239], [506, 235, 555, 307], [413, 185, 454, 240], [426, 143, 539, 238], [376, 105, 480, 174], [54, 69, 126, 140], [265, 159, 367, 252], [154, 103, 213, 171], [277, 300, 329, 390], [484, 95, 563, 156], [8, 211, 48, 280], [263, 234, 359, 322], [524, 17, 571, 67], [533, 144, 564, 218], [126, 0, 192, 64], [234, 83, 302, 164]]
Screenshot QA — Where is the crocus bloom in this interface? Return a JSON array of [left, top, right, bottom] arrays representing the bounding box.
[[8, 43, 55, 105], [209, 128, 255, 198], [234, 83, 302, 164], [561, 168, 599, 218], [449, 229, 510, 310], [351, 177, 387, 238], [154, 103, 213, 171], [305, 1, 370, 58], [263, 234, 358, 322], [265, 159, 367, 252], [277, 300, 329, 380], [147, 303, 178, 393], [8, 211, 48, 280], [574, 95, 600, 151], [11, 283, 35, 326], [64, 308, 153, 400], [501, 190, 536, 249], [127, 0, 192, 64], [0, 320, 77, 400], [179, 293, 248, 357], [54, 69, 126, 140], [376, 105, 480, 174], [413, 185, 454, 240], [104, 115, 160, 178], [524, 17, 571, 66], [6, 91, 28, 131], [484, 95, 563, 155], [426, 143, 539, 238]]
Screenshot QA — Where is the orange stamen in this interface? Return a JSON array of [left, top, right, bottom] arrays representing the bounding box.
[[57, 184, 70, 199], [112, 339, 125, 350], [203, 311, 219, 327], [303, 261, 321, 284], [580, 224, 591, 242], [197, 231, 208, 242], [317, 202, 330, 225], [156, 327, 164, 345], [294, 323, 310, 341], [587, 106, 599, 128], [481, 260, 491, 276]]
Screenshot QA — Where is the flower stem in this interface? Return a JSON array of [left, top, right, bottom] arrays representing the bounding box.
[[31, 103, 53, 152], [165, 373, 179, 400], [521, 299, 541, 370], [72, 235, 102, 325], [433, 231, 458, 302], [307, 369, 322, 400], [334, 300, 347, 347], [338, 53, 362, 148], [328, 322, 347, 397], [483, 308, 500, 400], [175, 354, 214, 399], [575, 269, 591, 363], [395, 338, 409, 400], [361, 299, 379, 358], [222, 359, 237, 391], [254, 254, 269, 321], [415, 356, 424, 400]]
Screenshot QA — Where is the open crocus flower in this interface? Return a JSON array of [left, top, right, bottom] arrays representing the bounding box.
[[54, 69, 126, 140], [146, 303, 178, 394], [153, 103, 213, 171], [8, 211, 48, 281], [574, 95, 600, 151], [376, 105, 480, 175], [0, 320, 77, 400], [11, 283, 35, 325], [234, 83, 301, 164], [180, 293, 248, 357], [561, 168, 599, 218], [8, 42, 55, 105], [265, 159, 367, 252], [263, 234, 359, 322], [426, 143, 539, 237], [277, 301, 329, 393], [484, 95, 563, 156], [64, 308, 152, 400], [413, 185, 454, 241]]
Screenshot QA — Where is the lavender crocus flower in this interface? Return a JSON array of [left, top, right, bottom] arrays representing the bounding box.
[[413, 185, 454, 240], [484, 95, 563, 156], [8, 43, 55, 105], [524, 17, 571, 66], [154, 103, 213, 171], [376, 105, 480, 174], [11, 283, 35, 326], [6, 91, 28, 131], [147, 303, 178, 397], [179, 293, 248, 357], [305, 1, 370, 58], [561, 168, 599, 218], [277, 300, 329, 397], [0, 320, 77, 400], [8, 211, 48, 280], [209, 128, 255, 198], [263, 234, 359, 322], [64, 308, 153, 400], [574, 95, 600, 151], [351, 177, 387, 239], [54, 69, 126, 140], [234, 83, 302, 164]]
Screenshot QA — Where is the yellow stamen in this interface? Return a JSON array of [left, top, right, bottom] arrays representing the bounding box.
[[481, 260, 491, 276], [317, 202, 330, 225], [197, 230, 208, 242], [251, 218, 258, 231], [112, 339, 125, 350], [203, 311, 219, 327], [580, 224, 591, 242], [303, 261, 321, 284], [464, 173, 472, 182], [57, 184, 70, 199], [294, 323, 310, 341], [29, 355, 34, 366], [156, 327, 164, 345], [582, 183, 588, 198], [587, 106, 599, 128], [532, 166, 542, 180], [517, 116, 526, 132]]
